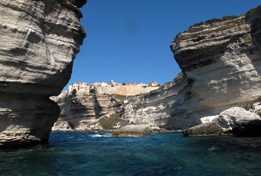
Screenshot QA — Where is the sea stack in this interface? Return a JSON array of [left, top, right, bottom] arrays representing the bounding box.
[[0, 0, 86, 149]]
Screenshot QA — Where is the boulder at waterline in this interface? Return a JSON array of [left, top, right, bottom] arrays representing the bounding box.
[[232, 119, 261, 136], [183, 122, 224, 137], [112, 125, 155, 137], [183, 107, 261, 137], [52, 120, 73, 132]]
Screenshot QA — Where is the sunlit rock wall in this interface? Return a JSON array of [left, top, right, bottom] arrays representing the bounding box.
[[0, 0, 86, 149], [123, 6, 261, 130]]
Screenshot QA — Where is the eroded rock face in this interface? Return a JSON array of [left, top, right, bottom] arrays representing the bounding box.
[[167, 6, 261, 129], [122, 73, 187, 128], [56, 92, 123, 131], [123, 6, 261, 130], [0, 0, 86, 149]]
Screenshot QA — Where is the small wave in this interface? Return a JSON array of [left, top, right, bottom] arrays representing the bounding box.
[[90, 133, 111, 138], [126, 135, 141, 138], [208, 146, 215, 151]]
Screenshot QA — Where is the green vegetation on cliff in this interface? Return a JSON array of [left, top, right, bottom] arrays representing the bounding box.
[[99, 113, 129, 130], [71, 89, 77, 95], [89, 88, 96, 94]]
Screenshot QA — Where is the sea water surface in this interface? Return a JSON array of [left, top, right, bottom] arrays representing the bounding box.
[[0, 131, 261, 176]]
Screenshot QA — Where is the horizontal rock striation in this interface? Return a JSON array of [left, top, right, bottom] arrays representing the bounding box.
[[57, 92, 123, 131], [0, 0, 86, 149], [122, 73, 187, 127], [167, 6, 261, 129], [123, 6, 261, 130]]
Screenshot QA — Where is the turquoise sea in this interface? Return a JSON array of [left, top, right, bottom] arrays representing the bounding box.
[[0, 131, 261, 176]]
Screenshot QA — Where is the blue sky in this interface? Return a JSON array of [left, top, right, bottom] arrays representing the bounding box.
[[64, 0, 260, 91]]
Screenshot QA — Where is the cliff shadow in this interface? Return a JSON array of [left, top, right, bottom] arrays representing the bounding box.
[[245, 5, 261, 75]]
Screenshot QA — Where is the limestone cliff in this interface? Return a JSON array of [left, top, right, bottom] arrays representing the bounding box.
[[53, 80, 160, 131], [54, 92, 138, 131], [56, 92, 121, 131], [0, 0, 86, 149], [124, 6, 261, 130], [123, 73, 186, 128]]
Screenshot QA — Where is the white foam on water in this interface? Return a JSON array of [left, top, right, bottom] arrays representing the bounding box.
[[127, 135, 141, 137], [90, 133, 111, 138], [208, 146, 215, 151]]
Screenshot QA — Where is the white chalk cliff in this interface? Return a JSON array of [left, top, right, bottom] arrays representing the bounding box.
[[124, 6, 261, 130], [53, 81, 160, 131], [0, 0, 86, 149], [56, 92, 123, 131]]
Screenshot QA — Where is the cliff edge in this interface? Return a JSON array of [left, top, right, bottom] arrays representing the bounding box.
[[167, 5, 261, 129], [0, 0, 86, 149], [123, 6, 261, 130]]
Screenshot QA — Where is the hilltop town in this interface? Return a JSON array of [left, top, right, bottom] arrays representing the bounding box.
[[56, 80, 160, 101]]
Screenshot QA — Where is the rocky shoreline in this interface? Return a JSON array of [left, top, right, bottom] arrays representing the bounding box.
[[183, 107, 261, 137], [0, 2, 261, 149], [53, 5, 261, 137]]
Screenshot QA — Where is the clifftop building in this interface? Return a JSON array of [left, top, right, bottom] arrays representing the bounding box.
[[57, 80, 160, 100], [69, 82, 89, 93]]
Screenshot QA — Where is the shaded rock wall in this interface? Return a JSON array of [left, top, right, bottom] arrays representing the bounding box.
[[0, 0, 86, 149]]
